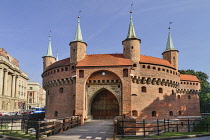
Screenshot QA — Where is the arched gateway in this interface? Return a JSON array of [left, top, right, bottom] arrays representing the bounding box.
[[91, 89, 119, 119]]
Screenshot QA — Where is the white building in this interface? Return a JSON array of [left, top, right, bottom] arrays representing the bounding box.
[[26, 82, 46, 110], [0, 48, 29, 113]]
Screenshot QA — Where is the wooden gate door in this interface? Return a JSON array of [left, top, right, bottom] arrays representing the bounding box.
[[91, 90, 119, 119]]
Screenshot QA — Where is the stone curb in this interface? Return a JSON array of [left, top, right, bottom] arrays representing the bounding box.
[[125, 133, 210, 140], [0, 135, 28, 140]]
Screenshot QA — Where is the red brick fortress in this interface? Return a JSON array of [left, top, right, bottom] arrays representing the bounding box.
[[42, 13, 200, 123]]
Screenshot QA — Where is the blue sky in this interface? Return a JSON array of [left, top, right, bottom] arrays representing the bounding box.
[[0, 0, 210, 84]]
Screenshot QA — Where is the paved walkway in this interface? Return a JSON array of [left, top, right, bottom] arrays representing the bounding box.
[[41, 119, 114, 140]]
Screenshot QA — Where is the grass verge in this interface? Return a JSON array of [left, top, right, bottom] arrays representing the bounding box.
[[120, 132, 210, 139], [0, 130, 37, 140]]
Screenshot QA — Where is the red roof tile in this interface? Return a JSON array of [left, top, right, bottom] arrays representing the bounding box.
[[140, 55, 174, 68], [77, 54, 132, 67], [180, 74, 200, 82], [45, 54, 175, 70], [45, 58, 70, 71]]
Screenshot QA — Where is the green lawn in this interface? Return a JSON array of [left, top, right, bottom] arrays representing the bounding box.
[[120, 132, 210, 139], [0, 130, 37, 140]]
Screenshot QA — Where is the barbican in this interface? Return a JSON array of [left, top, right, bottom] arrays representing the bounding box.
[[42, 11, 200, 124]]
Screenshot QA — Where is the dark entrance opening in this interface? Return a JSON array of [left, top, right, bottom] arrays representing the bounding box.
[[91, 89, 119, 119]]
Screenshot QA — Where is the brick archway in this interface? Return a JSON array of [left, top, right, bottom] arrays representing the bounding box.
[[91, 89, 119, 119]]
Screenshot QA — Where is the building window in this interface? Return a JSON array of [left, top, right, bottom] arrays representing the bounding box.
[[142, 65, 145, 68], [132, 110, 138, 116], [79, 70, 84, 78], [47, 90, 50, 95], [57, 69, 60, 72], [147, 66, 150, 69], [177, 95, 181, 99], [102, 72, 105, 75], [54, 111, 58, 117], [61, 68, 64, 72], [123, 69, 128, 77], [133, 64, 137, 67], [153, 67, 156, 70], [141, 86, 146, 92], [159, 88, 163, 93], [65, 67, 69, 71], [181, 122, 184, 126], [152, 111, 156, 117], [169, 111, 173, 116], [59, 87, 64, 93], [172, 90, 175, 95], [178, 111, 182, 115], [131, 46, 134, 49], [188, 95, 191, 99], [30, 87, 32, 90], [29, 98, 32, 103]]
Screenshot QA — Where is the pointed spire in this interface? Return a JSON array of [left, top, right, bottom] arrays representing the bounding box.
[[74, 12, 83, 42], [165, 26, 175, 51], [127, 4, 137, 39], [46, 32, 53, 57], [56, 51, 59, 61]]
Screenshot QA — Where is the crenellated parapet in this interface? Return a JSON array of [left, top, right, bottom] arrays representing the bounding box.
[[130, 75, 179, 88], [43, 77, 76, 89], [176, 88, 200, 94]]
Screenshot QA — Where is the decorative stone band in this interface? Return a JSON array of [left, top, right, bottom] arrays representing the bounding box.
[[43, 77, 75, 89], [131, 75, 179, 88]]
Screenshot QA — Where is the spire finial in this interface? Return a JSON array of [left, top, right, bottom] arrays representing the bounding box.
[[46, 30, 53, 57], [74, 11, 83, 42], [168, 22, 172, 30], [127, 4, 137, 39]]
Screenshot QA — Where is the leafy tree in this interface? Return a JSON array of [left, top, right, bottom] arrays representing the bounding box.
[[179, 69, 210, 112]]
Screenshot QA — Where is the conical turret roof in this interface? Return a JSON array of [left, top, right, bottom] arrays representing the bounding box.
[[165, 28, 175, 51], [46, 35, 53, 57], [127, 11, 137, 39], [74, 16, 83, 42]]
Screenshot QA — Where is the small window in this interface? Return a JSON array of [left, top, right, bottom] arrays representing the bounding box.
[[133, 64, 137, 67], [132, 110, 138, 116], [61, 68, 64, 72], [123, 69, 128, 77], [30, 87, 33, 90], [177, 95, 181, 99], [178, 111, 182, 115], [158, 68, 161, 71], [54, 111, 58, 117], [169, 111, 173, 116], [172, 90, 175, 95], [188, 95, 191, 99], [65, 67, 69, 71], [153, 67, 156, 70], [131, 46, 134, 49], [162, 69, 165, 71], [57, 69, 60, 72], [79, 70, 84, 78], [59, 87, 64, 93], [142, 65, 145, 68], [159, 88, 163, 93], [102, 72, 105, 75], [152, 111, 156, 117], [181, 122, 184, 126], [71, 66, 74, 70], [147, 66, 150, 69], [47, 90, 50, 95], [142, 86, 146, 92]]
